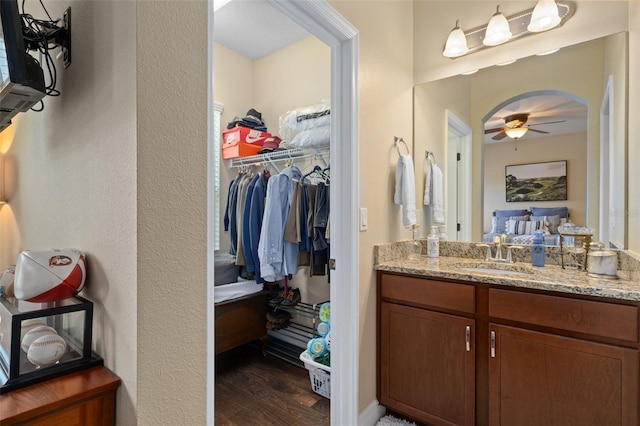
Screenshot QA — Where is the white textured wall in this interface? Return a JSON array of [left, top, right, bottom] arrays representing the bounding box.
[[0, 1, 137, 424], [137, 1, 208, 425]]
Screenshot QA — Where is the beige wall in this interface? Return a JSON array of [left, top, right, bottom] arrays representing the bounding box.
[[137, 1, 208, 425], [330, 0, 415, 413], [214, 43, 254, 252], [603, 32, 629, 248], [254, 37, 331, 130], [413, 74, 471, 235], [1, 1, 138, 424], [483, 133, 588, 231], [629, 0, 640, 253]]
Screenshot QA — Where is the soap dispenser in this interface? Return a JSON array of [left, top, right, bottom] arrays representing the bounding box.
[[427, 226, 439, 258], [531, 231, 545, 267]]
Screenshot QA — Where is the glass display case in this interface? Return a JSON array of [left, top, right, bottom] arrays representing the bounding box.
[[0, 295, 102, 393]]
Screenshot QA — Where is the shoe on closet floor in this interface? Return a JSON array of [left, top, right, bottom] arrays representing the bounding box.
[[268, 287, 285, 306], [280, 288, 301, 307], [266, 307, 291, 330]]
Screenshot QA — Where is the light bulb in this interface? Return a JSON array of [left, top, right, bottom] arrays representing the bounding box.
[[443, 20, 469, 58], [528, 0, 561, 32], [483, 6, 512, 46]]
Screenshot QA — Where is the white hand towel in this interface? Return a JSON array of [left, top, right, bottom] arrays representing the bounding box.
[[394, 154, 417, 227], [423, 158, 433, 205], [431, 163, 445, 224]]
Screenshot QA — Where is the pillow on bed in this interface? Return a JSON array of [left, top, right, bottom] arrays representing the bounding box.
[[492, 214, 529, 234], [494, 209, 529, 217], [530, 206, 569, 218], [506, 219, 547, 235], [530, 214, 566, 234]]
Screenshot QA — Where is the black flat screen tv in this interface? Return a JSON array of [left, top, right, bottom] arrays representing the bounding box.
[[0, 0, 45, 131]]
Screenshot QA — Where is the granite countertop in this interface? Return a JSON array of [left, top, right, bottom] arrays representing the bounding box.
[[375, 244, 640, 301]]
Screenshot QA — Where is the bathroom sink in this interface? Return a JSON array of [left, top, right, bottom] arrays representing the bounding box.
[[453, 262, 534, 277]]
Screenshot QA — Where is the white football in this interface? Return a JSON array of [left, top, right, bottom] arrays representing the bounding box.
[[14, 249, 86, 302], [27, 334, 67, 367], [21, 325, 58, 353]]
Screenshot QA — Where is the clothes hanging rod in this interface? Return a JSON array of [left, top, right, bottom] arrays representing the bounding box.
[[228, 147, 330, 172]]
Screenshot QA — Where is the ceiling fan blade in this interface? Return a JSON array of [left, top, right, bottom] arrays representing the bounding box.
[[527, 120, 566, 127], [492, 131, 508, 140], [485, 127, 505, 134], [527, 128, 549, 134]]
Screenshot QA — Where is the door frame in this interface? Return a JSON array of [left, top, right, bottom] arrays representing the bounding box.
[[207, 1, 360, 424], [446, 110, 472, 241]]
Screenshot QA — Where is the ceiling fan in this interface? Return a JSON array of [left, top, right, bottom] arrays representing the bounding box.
[[484, 113, 566, 141]]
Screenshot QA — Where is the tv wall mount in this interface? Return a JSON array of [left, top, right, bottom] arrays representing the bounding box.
[[22, 6, 71, 69]]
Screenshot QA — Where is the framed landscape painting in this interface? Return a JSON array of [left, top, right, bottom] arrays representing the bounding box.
[[505, 160, 567, 202]]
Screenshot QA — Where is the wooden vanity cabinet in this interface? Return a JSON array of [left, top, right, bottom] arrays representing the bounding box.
[[377, 271, 640, 426], [488, 288, 640, 426], [378, 272, 476, 426]]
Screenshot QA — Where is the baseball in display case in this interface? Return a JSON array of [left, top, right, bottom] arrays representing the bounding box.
[[0, 295, 102, 393]]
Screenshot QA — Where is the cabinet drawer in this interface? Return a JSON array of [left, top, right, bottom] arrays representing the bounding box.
[[489, 288, 639, 343], [380, 273, 475, 314]]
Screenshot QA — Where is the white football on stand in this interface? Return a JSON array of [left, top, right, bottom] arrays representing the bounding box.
[[27, 334, 67, 367], [14, 249, 86, 302]]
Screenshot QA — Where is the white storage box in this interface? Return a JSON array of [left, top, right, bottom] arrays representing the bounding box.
[[299, 351, 330, 399]]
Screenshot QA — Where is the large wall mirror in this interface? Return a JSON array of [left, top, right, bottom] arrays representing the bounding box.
[[414, 32, 628, 248]]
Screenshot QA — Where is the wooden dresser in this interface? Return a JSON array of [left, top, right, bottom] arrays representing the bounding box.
[[0, 366, 121, 425]]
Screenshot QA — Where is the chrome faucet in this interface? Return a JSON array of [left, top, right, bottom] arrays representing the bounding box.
[[476, 237, 524, 263]]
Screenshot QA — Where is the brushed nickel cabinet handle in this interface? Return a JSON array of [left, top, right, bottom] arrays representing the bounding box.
[[465, 326, 471, 352], [491, 330, 496, 358]]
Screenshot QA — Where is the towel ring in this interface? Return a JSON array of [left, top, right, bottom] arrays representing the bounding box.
[[394, 137, 410, 156]]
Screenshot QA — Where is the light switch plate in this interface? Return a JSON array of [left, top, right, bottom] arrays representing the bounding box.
[[359, 207, 368, 231]]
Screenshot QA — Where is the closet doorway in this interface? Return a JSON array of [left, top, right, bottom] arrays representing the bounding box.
[[207, 1, 359, 425]]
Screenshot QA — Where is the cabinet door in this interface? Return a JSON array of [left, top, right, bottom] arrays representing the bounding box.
[[380, 302, 475, 426], [489, 324, 639, 426]]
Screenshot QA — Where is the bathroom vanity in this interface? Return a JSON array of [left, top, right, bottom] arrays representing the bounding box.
[[376, 254, 640, 426]]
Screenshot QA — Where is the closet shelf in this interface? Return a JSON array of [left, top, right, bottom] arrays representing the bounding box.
[[227, 147, 330, 172]]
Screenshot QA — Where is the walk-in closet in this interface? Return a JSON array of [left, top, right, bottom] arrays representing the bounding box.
[[213, 2, 332, 424]]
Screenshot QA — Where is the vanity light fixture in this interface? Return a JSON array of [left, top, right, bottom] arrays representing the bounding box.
[[443, 20, 469, 58], [528, 0, 562, 32], [483, 6, 512, 46], [442, 1, 572, 59]]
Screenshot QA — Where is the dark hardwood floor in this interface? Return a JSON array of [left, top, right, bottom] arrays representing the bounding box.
[[215, 344, 330, 425]]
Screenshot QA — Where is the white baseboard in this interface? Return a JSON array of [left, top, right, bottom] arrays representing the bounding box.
[[358, 400, 386, 426]]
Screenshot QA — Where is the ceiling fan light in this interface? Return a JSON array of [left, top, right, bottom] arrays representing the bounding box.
[[443, 20, 469, 58], [505, 127, 529, 139], [483, 6, 512, 46], [528, 0, 561, 33]]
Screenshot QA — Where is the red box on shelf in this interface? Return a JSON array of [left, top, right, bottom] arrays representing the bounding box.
[[221, 126, 271, 159]]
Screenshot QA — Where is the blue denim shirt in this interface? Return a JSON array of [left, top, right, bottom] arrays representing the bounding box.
[[258, 166, 302, 281], [248, 173, 267, 283]]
